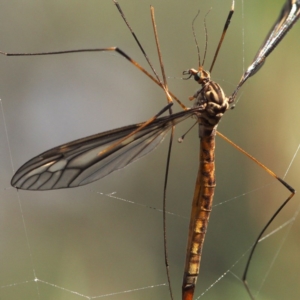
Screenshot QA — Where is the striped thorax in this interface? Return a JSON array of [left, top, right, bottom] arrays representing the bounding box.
[[185, 67, 230, 134]]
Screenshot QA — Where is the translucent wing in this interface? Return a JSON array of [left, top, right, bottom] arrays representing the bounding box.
[[253, 0, 300, 62], [11, 110, 194, 190], [231, 0, 300, 99]]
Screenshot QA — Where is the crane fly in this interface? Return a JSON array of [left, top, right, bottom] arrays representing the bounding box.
[[3, 0, 299, 299]]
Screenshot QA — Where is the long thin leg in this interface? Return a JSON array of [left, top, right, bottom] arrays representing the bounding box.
[[217, 131, 295, 300], [0, 47, 187, 110], [209, 0, 235, 73], [149, 5, 176, 300]]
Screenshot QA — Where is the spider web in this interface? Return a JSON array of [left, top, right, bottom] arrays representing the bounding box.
[[1, 0, 300, 299]]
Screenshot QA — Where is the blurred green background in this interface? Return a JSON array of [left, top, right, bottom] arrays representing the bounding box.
[[0, 0, 299, 299]]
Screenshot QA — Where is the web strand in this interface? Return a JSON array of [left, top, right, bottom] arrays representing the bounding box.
[[1, 1, 300, 299]]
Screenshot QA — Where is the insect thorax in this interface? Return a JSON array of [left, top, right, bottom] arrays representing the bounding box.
[[184, 67, 230, 132], [193, 80, 230, 129]]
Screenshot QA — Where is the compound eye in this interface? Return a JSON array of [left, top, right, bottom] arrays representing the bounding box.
[[194, 72, 201, 81]]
